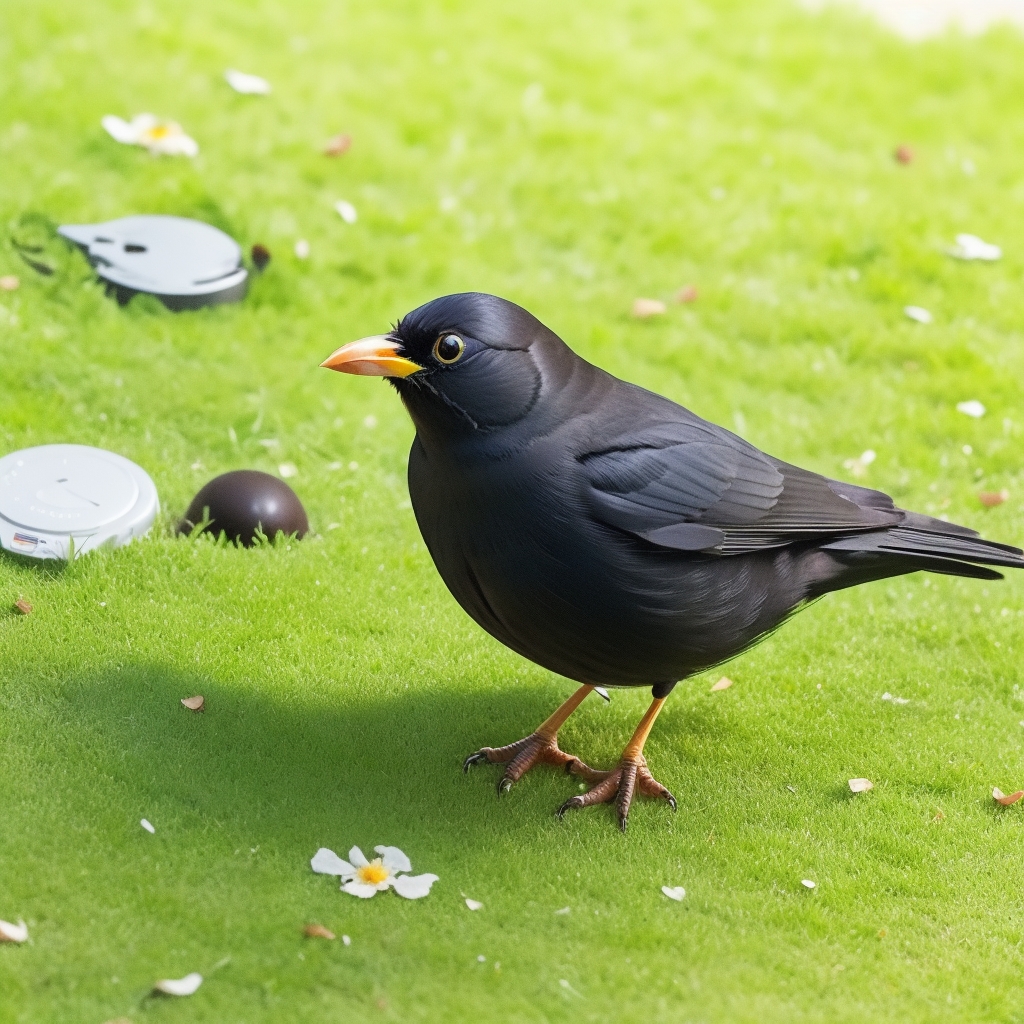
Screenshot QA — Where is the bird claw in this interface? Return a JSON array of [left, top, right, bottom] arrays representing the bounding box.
[[556, 758, 676, 830], [463, 731, 592, 795]]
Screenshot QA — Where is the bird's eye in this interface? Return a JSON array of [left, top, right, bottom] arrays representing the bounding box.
[[433, 334, 465, 364]]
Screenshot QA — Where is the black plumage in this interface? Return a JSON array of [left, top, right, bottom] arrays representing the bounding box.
[[322, 292, 1024, 828]]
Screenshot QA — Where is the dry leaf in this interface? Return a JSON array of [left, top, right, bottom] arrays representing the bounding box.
[[632, 298, 666, 318], [153, 973, 202, 996], [250, 244, 271, 272], [465, 898, 483, 911], [0, 275, 19, 291], [932, 809, 945, 821], [304, 923, 335, 939], [674, 285, 698, 303], [324, 133, 352, 157], [0, 918, 28, 943], [710, 676, 733, 692], [661, 886, 685, 901], [979, 490, 1009, 508], [848, 778, 873, 794], [993, 787, 1024, 806], [181, 695, 205, 712], [894, 144, 914, 165], [13, 598, 32, 615]]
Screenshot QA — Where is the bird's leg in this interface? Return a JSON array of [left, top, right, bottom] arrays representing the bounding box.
[[557, 694, 676, 831], [463, 684, 599, 794]]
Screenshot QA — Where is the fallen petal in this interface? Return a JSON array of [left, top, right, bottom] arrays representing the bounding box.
[[324, 133, 352, 157], [979, 490, 1009, 508], [993, 787, 1024, 806], [342, 934, 351, 946], [303, 924, 335, 939], [310, 848, 355, 876], [278, 462, 298, 479], [294, 239, 310, 259], [0, 919, 28, 943], [181, 695, 205, 712], [950, 234, 1001, 261], [154, 973, 202, 996], [554, 906, 571, 915], [848, 778, 873, 793], [632, 298, 666, 318], [904, 305, 932, 324], [801, 879, 816, 889], [341, 880, 380, 898], [661, 886, 685, 901], [140, 818, 155, 834], [391, 873, 439, 900], [225, 69, 271, 95], [374, 845, 412, 874], [335, 200, 358, 224], [894, 144, 914, 165], [710, 676, 733, 692], [348, 846, 369, 868], [13, 598, 32, 615], [957, 400, 986, 419], [465, 898, 483, 911], [0, 275, 19, 291], [101, 114, 140, 144], [675, 284, 698, 303]]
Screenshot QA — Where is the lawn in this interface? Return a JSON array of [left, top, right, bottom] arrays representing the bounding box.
[[2, 0, 1024, 1021]]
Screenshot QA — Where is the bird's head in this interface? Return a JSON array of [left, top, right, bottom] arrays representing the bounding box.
[[321, 293, 571, 439]]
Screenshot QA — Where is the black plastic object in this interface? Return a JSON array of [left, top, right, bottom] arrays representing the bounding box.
[[180, 471, 309, 546], [58, 215, 248, 310]]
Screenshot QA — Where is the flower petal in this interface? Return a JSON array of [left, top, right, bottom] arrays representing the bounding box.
[[0, 919, 28, 943], [341, 880, 379, 898], [374, 846, 412, 873], [154, 973, 203, 996], [391, 873, 439, 899], [311, 848, 354, 876], [224, 69, 272, 95], [348, 846, 369, 868], [101, 115, 138, 143]]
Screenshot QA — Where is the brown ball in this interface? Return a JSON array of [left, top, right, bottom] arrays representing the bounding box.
[[180, 470, 308, 546]]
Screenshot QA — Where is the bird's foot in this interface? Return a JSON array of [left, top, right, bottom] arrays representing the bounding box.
[[463, 732, 595, 795], [557, 755, 676, 831]]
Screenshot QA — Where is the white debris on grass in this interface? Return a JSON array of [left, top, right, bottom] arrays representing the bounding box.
[[843, 449, 876, 478], [278, 463, 298, 479], [335, 200, 358, 224], [141, 818, 155, 833], [632, 298, 666, 318], [224, 69, 271, 95], [554, 906, 571, 915], [949, 234, 1001, 261], [154, 973, 203, 996], [0, 919, 29, 943], [881, 692, 910, 705], [957, 400, 986, 419], [848, 778, 874, 793], [801, 879, 816, 890], [465, 898, 483, 911], [904, 305, 932, 324], [294, 239, 310, 259], [661, 886, 686, 901]]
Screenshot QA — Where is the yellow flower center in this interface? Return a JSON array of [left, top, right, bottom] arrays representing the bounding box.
[[356, 860, 390, 885], [144, 124, 173, 140]]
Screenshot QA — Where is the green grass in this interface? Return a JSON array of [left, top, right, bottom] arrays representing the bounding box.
[[2, 0, 1024, 1020]]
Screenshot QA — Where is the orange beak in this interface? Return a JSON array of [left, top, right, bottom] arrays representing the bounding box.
[[320, 335, 423, 378]]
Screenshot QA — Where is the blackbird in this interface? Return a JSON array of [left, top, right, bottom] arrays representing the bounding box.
[[322, 293, 1024, 830]]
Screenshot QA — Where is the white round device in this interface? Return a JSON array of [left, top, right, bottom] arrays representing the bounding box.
[[0, 444, 159, 560]]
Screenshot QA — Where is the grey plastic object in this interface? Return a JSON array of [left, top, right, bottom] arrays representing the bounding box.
[[58, 214, 248, 310], [0, 444, 159, 560]]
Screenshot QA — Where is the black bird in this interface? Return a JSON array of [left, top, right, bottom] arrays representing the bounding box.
[[322, 292, 1024, 830]]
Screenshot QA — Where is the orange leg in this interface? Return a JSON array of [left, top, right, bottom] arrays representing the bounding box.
[[463, 684, 598, 794], [557, 696, 676, 831]]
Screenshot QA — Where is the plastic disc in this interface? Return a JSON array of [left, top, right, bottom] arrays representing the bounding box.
[[0, 444, 159, 559]]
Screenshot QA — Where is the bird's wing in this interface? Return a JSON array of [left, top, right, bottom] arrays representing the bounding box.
[[579, 418, 902, 554]]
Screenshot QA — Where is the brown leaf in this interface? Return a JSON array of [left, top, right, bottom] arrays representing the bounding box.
[[978, 490, 1009, 508], [13, 598, 32, 615], [181, 695, 205, 712], [894, 144, 914, 165], [710, 676, 733, 692], [324, 133, 352, 157], [674, 284, 698, 303], [932, 808, 945, 822], [632, 298, 666, 318], [993, 787, 1024, 806], [250, 244, 271, 272], [304, 923, 336, 939], [848, 778, 873, 793]]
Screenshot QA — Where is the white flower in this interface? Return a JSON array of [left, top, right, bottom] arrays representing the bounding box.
[[957, 400, 986, 419], [335, 200, 358, 224], [949, 234, 1001, 261], [102, 114, 199, 157], [904, 305, 932, 324], [225, 69, 271, 95], [310, 845, 438, 900]]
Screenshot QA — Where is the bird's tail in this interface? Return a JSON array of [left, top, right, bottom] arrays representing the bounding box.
[[819, 510, 1024, 583]]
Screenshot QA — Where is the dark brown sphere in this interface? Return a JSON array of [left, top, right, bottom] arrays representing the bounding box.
[[180, 470, 308, 546]]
